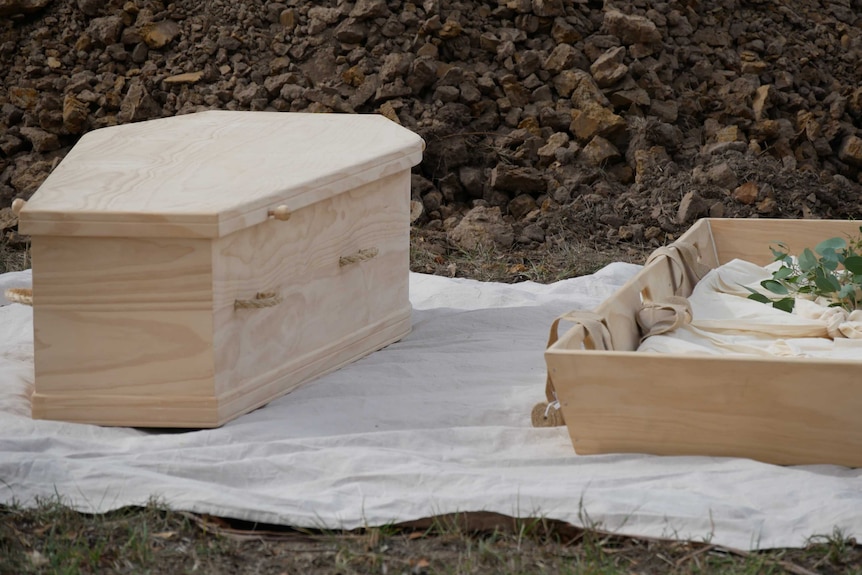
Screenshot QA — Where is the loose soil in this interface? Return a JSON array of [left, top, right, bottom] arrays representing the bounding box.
[[1, 0, 862, 279]]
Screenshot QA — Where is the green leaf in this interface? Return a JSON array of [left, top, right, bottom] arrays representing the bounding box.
[[761, 279, 789, 295], [839, 284, 857, 299], [844, 256, 862, 274], [747, 292, 772, 304], [773, 297, 795, 313], [798, 248, 818, 272], [815, 237, 847, 254], [814, 268, 841, 293], [770, 246, 790, 263], [772, 266, 795, 280]]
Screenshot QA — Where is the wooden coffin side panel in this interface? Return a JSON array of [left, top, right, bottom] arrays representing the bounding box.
[[210, 171, 412, 423], [30, 236, 218, 426], [545, 350, 862, 467], [709, 218, 862, 266]]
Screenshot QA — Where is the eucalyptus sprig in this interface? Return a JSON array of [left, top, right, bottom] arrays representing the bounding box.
[[745, 227, 862, 313]]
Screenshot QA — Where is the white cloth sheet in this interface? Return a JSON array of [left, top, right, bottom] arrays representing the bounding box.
[[0, 265, 860, 550]]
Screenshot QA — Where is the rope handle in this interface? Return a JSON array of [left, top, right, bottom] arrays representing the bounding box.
[[339, 247, 378, 267], [234, 291, 282, 310], [4, 286, 284, 311], [533, 310, 613, 428], [636, 295, 693, 342], [644, 241, 711, 296], [4, 287, 32, 306]]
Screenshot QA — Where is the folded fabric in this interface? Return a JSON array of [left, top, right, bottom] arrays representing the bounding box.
[[638, 258, 862, 358]]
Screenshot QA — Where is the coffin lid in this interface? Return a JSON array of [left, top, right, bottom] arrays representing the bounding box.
[[18, 111, 425, 238]]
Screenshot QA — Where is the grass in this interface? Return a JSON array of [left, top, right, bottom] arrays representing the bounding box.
[[1, 498, 860, 574], [409, 228, 648, 284], [1, 234, 860, 573]]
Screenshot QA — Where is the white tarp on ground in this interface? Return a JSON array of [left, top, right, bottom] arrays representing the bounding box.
[[0, 264, 860, 550]]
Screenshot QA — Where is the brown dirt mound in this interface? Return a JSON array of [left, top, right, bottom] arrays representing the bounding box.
[[1, 0, 861, 275]]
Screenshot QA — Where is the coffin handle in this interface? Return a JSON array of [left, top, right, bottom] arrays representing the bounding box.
[[4, 287, 33, 306], [267, 205, 291, 221], [234, 291, 283, 310], [339, 247, 379, 267]]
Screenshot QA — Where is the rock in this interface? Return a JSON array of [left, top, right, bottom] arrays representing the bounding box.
[[649, 99, 678, 123], [604, 9, 661, 45], [568, 69, 610, 108], [707, 162, 738, 189], [87, 15, 123, 45], [10, 159, 53, 195], [570, 103, 625, 142], [0, 0, 52, 17], [0, 207, 18, 230], [677, 190, 708, 224], [543, 43, 579, 74], [0, 135, 24, 156], [459, 166, 486, 198], [76, 0, 104, 16], [618, 223, 644, 242], [609, 87, 650, 108], [164, 71, 204, 85], [732, 182, 759, 205], [350, 0, 388, 20], [141, 20, 180, 49], [531, 0, 564, 17], [752, 85, 775, 121], [756, 197, 777, 214], [701, 141, 747, 156], [508, 194, 537, 220], [448, 206, 514, 250], [118, 80, 161, 123], [19, 127, 60, 153], [633, 146, 670, 184], [537, 132, 570, 164], [838, 135, 862, 167], [581, 136, 620, 166], [378, 100, 400, 124], [590, 46, 628, 88], [490, 164, 546, 194], [62, 93, 88, 134], [520, 222, 546, 243], [715, 125, 740, 143], [438, 19, 462, 39], [8, 87, 38, 110], [233, 82, 268, 106]]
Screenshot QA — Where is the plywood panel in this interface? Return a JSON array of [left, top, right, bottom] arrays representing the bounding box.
[[710, 218, 862, 266], [30, 237, 215, 402], [211, 171, 411, 405], [546, 350, 862, 467], [546, 218, 862, 466], [18, 112, 425, 238]]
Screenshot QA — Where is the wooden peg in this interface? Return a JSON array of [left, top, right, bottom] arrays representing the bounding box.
[[267, 205, 291, 221], [11, 198, 26, 215]]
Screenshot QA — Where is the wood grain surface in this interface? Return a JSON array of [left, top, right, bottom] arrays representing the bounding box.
[[546, 218, 862, 466], [27, 112, 420, 427], [19, 111, 424, 238]]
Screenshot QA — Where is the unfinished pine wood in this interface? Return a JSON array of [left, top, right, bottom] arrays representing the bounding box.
[[18, 111, 424, 239], [30, 236, 216, 417], [546, 350, 862, 467], [24, 111, 422, 427], [546, 218, 862, 466], [709, 218, 862, 266], [210, 171, 411, 423]]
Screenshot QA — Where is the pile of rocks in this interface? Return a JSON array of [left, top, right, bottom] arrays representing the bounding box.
[[1, 0, 861, 251]]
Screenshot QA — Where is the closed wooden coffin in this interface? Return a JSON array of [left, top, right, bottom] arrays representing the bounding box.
[[17, 111, 424, 428], [545, 218, 862, 467]]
